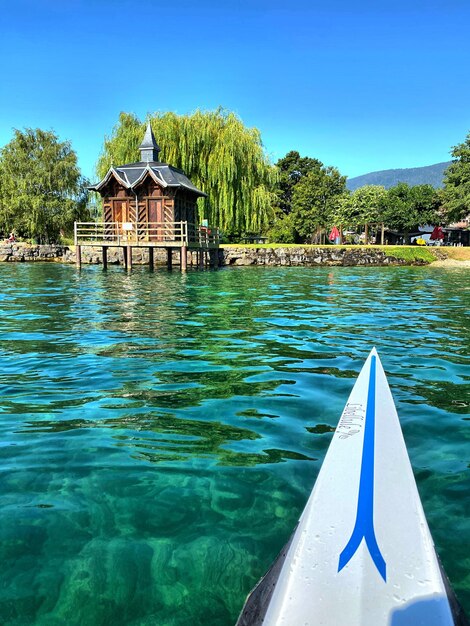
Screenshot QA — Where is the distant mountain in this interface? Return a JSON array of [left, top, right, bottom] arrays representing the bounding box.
[[347, 161, 451, 191]]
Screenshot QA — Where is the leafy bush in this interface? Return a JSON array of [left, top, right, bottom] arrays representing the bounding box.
[[268, 214, 298, 243]]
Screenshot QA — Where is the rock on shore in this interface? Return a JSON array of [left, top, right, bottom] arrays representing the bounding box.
[[0, 243, 68, 263]]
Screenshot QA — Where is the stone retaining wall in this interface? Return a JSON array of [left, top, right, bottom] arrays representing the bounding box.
[[0, 243, 68, 263], [219, 246, 425, 266], [0, 243, 429, 267]]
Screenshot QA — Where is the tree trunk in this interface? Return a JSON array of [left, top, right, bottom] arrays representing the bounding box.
[[365, 223, 369, 244]]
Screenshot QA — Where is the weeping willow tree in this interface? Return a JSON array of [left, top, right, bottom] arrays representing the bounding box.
[[96, 108, 277, 234]]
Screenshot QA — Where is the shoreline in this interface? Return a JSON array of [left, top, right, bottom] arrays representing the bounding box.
[[0, 242, 468, 268], [427, 258, 470, 267]]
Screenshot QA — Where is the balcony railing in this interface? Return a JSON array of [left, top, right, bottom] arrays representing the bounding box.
[[74, 221, 219, 247]]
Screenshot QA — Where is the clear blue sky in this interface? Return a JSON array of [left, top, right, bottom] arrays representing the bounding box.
[[1, 0, 469, 181]]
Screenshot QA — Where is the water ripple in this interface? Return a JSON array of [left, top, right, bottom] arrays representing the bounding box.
[[0, 263, 468, 625]]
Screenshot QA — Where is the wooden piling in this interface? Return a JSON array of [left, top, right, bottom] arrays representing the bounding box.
[[181, 245, 188, 271], [149, 247, 154, 270], [211, 249, 220, 268], [126, 246, 132, 270], [76, 245, 82, 268], [166, 248, 172, 270], [102, 246, 108, 270]]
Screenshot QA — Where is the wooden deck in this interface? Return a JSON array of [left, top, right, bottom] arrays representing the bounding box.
[[73, 221, 220, 271], [74, 221, 219, 249]]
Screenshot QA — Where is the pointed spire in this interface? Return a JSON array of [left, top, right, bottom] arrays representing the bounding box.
[[139, 121, 161, 162]]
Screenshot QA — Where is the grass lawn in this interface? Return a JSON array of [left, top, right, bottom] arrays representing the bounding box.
[[439, 246, 470, 261]]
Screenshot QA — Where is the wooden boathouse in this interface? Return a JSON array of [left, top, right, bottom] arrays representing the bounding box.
[[74, 123, 219, 270]]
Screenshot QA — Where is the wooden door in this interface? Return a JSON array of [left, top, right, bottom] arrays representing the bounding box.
[[114, 200, 129, 224], [148, 199, 163, 241], [111, 200, 129, 239]]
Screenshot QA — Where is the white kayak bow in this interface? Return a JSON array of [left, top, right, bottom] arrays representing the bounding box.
[[237, 348, 468, 626]]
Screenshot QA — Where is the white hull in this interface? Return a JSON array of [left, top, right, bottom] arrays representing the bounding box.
[[237, 349, 468, 626]]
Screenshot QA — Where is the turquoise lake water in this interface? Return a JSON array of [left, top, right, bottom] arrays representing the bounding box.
[[0, 263, 468, 625]]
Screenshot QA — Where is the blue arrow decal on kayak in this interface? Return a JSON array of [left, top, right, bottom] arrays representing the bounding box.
[[338, 355, 387, 581]]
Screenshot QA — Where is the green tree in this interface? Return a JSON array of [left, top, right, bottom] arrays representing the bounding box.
[[333, 193, 354, 228], [382, 183, 441, 242], [443, 131, 470, 222], [0, 128, 88, 242], [275, 151, 323, 215], [336, 185, 387, 242], [97, 109, 277, 235], [291, 165, 346, 242]]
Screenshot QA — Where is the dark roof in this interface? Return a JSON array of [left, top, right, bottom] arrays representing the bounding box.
[[88, 162, 207, 197]]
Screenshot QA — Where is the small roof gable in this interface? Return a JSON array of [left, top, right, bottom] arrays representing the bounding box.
[[87, 167, 130, 192], [131, 164, 168, 189]]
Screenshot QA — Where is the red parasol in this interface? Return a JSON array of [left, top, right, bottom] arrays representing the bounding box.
[[329, 226, 340, 242], [430, 226, 444, 241]]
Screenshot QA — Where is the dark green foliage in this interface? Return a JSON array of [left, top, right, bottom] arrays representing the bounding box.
[[291, 165, 347, 241], [267, 213, 299, 243], [275, 151, 323, 215], [443, 131, 470, 222], [347, 162, 450, 191], [97, 109, 277, 235], [0, 128, 89, 242], [381, 183, 441, 240]]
